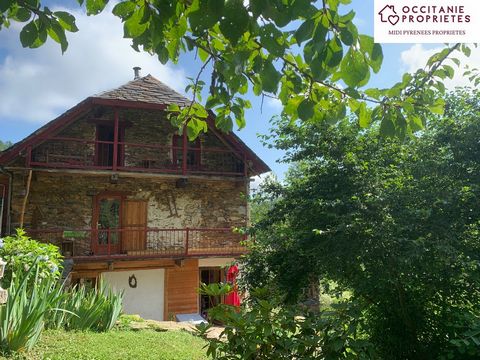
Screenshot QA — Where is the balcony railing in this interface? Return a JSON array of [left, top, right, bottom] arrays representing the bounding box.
[[29, 137, 247, 176], [27, 227, 248, 259]]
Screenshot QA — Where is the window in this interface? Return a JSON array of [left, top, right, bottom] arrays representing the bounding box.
[[172, 135, 201, 169]]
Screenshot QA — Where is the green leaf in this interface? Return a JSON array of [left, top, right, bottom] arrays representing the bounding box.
[[429, 98, 445, 115], [124, 8, 148, 38], [359, 35, 383, 73], [85, 0, 108, 16], [0, 0, 14, 12], [297, 98, 314, 121], [54, 11, 78, 32], [340, 48, 369, 87], [443, 65, 454, 79], [219, 0, 249, 44], [260, 24, 284, 56], [380, 116, 395, 137], [19, 21, 38, 48], [294, 19, 315, 45], [260, 62, 281, 94], [13, 7, 31, 22], [356, 102, 370, 128], [112, 1, 136, 20], [47, 20, 68, 53], [409, 115, 424, 132], [189, 0, 224, 35]]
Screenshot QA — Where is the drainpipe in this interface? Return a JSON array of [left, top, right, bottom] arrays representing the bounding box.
[[0, 167, 13, 236]]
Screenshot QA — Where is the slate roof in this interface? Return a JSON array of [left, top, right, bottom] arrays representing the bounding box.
[[94, 74, 190, 106]]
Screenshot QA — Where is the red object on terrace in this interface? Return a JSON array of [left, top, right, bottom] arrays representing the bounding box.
[[225, 264, 241, 306]]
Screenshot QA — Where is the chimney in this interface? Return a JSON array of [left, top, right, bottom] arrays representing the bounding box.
[[133, 66, 141, 80]]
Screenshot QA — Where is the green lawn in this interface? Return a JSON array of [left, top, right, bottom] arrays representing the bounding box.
[[9, 329, 208, 360]]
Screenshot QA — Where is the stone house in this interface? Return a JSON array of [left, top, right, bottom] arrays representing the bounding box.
[[0, 71, 269, 320]]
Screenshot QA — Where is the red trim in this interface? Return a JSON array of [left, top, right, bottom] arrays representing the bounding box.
[[0, 99, 93, 165], [182, 126, 187, 176], [112, 109, 119, 171]]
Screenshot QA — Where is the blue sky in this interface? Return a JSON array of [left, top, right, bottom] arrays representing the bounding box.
[[0, 1, 472, 180]]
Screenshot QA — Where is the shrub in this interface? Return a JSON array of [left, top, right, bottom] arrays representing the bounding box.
[[196, 285, 376, 360], [0, 229, 63, 287]]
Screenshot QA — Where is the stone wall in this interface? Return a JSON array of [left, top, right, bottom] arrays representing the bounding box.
[[9, 170, 248, 255], [27, 107, 244, 174]]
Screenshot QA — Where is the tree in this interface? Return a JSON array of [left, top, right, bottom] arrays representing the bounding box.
[[245, 89, 480, 359], [0, 1, 476, 139], [0, 140, 12, 151]]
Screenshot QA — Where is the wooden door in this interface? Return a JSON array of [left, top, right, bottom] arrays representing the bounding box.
[[122, 200, 147, 253]]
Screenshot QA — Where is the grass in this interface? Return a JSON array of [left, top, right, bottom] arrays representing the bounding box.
[[2, 329, 208, 360]]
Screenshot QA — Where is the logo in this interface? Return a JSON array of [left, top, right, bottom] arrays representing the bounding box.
[[374, 0, 480, 43], [378, 5, 400, 26]]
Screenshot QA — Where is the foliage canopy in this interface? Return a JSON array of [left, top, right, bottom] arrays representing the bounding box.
[[0, 0, 477, 139], [244, 89, 480, 359]]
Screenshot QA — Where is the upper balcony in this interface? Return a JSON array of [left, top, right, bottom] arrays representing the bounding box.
[[28, 136, 247, 177]]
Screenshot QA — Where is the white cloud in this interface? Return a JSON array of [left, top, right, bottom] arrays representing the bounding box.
[[250, 171, 275, 191], [0, 5, 187, 124], [400, 44, 480, 89], [265, 97, 282, 111]]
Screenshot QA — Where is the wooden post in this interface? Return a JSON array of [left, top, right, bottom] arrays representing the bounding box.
[[112, 108, 119, 171], [182, 124, 187, 176], [185, 228, 189, 256], [19, 169, 33, 229]]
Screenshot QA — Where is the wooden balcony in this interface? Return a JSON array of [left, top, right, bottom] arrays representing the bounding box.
[[27, 227, 248, 260], [28, 137, 247, 177]]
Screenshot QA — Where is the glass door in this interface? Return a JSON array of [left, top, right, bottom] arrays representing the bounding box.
[[93, 195, 122, 255]]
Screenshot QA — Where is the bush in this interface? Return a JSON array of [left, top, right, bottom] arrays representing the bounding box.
[[46, 280, 123, 332], [196, 285, 376, 360], [0, 229, 63, 287]]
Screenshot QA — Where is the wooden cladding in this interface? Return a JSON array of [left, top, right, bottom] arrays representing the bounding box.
[[164, 259, 199, 320]]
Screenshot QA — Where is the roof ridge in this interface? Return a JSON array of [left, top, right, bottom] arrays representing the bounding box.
[[92, 74, 190, 106]]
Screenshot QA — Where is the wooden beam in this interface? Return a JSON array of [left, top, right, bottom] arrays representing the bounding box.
[[19, 169, 32, 228]]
